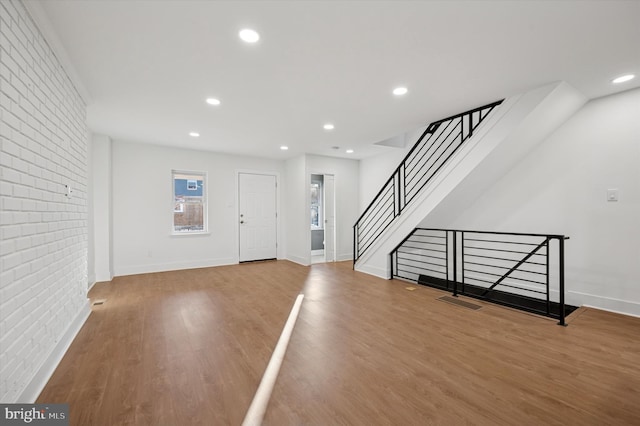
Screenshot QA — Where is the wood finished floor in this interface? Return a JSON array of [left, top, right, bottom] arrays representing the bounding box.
[[37, 261, 640, 425]]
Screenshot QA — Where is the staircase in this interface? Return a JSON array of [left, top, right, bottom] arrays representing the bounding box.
[[353, 100, 503, 263], [353, 82, 587, 276], [352, 81, 588, 321]]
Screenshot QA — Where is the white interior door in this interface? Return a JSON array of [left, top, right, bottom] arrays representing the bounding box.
[[324, 174, 336, 262], [239, 173, 277, 262]]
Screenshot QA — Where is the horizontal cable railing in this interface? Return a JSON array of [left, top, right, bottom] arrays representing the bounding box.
[[391, 228, 569, 325], [354, 100, 503, 264]]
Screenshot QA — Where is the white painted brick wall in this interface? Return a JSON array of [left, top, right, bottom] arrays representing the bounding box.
[[0, 0, 88, 402]]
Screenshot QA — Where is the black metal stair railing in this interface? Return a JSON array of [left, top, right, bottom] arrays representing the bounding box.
[[390, 228, 571, 325], [353, 100, 503, 263]]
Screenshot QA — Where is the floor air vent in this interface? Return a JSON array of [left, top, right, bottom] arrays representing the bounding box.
[[438, 296, 482, 311]]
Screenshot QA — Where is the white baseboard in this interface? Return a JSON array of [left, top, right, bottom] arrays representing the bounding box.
[[336, 252, 353, 262], [568, 290, 640, 318], [95, 269, 113, 283], [285, 254, 309, 266], [355, 263, 389, 280], [18, 299, 92, 403], [87, 274, 96, 291], [114, 257, 236, 277]]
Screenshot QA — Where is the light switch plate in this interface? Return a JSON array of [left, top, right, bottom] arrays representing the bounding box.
[[607, 189, 619, 202]]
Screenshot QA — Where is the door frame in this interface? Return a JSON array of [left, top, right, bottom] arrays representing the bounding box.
[[236, 170, 281, 263], [308, 171, 336, 264]]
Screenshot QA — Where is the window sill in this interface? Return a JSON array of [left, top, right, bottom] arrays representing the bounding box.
[[171, 231, 211, 237]]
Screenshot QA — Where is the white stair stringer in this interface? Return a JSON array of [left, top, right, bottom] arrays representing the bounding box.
[[355, 81, 587, 279]]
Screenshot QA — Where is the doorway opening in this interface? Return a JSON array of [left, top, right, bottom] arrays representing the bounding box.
[[310, 173, 335, 264]]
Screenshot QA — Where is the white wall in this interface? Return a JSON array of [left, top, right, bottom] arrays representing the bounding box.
[[358, 126, 424, 211], [306, 155, 359, 261], [111, 141, 285, 276], [108, 147, 359, 272], [284, 154, 359, 265], [0, 0, 90, 402], [87, 129, 94, 287], [284, 155, 307, 265], [91, 134, 112, 282], [433, 88, 640, 316]]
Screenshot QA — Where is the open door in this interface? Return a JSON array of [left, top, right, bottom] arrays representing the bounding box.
[[310, 173, 336, 263], [324, 174, 335, 262]]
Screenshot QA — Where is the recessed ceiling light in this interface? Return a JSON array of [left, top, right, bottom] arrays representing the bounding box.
[[280, 146, 288, 150], [323, 123, 335, 130], [206, 98, 221, 106], [189, 132, 200, 137], [346, 149, 354, 154], [612, 74, 635, 84], [239, 29, 260, 43], [393, 87, 408, 96]]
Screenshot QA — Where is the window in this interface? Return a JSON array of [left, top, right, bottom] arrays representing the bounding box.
[[310, 175, 323, 229], [172, 170, 207, 233]]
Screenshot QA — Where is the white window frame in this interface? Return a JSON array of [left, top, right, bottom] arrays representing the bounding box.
[[171, 170, 208, 235]]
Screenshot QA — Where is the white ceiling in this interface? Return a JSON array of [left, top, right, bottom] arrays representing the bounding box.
[[31, 0, 639, 160]]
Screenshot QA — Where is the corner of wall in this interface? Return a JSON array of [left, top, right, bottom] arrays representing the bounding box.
[[21, 0, 91, 104], [17, 300, 91, 402], [355, 262, 389, 280], [1, 0, 91, 402]]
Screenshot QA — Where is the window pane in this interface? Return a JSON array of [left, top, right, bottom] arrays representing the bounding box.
[[310, 180, 322, 228], [310, 183, 320, 204], [173, 171, 206, 233]]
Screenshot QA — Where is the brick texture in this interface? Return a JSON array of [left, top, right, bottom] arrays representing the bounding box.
[[0, 0, 88, 402]]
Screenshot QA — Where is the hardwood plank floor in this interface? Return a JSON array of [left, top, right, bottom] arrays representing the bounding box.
[[37, 261, 640, 425]]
